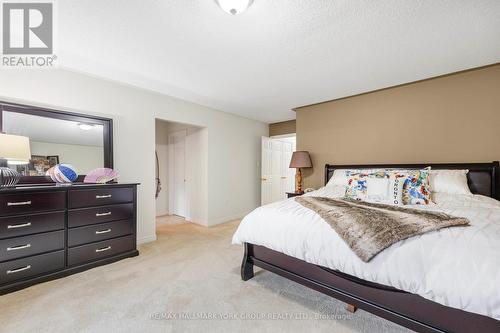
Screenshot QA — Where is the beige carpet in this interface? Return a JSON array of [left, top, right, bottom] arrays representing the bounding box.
[[0, 219, 411, 333]]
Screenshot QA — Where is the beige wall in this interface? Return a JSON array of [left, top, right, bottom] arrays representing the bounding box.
[[296, 64, 500, 188], [269, 120, 296, 136]]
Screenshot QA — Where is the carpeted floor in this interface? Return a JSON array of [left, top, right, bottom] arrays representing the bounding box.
[[0, 219, 411, 333]]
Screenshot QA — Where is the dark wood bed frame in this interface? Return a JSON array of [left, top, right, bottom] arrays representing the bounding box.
[[242, 162, 500, 333]]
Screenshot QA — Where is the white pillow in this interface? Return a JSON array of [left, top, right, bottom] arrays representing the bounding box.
[[429, 169, 472, 195], [327, 169, 350, 187], [365, 173, 405, 205]]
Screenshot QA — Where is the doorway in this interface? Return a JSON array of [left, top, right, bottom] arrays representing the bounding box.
[[261, 134, 296, 205], [155, 119, 208, 229]]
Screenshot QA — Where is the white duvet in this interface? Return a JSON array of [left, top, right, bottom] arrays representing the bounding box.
[[232, 186, 500, 320]]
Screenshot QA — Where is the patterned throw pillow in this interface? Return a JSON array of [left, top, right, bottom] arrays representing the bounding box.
[[402, 168, 431, 205], [344, 171, 369, 201], [345, 170, 406, 205]]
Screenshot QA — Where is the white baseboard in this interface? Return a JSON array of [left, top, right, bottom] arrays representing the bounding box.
[[188, 218, 209, 227], [208, 211, 249, 226], [137, 234, 157, 245]]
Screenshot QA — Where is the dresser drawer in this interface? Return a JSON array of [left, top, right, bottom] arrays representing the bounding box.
[[0, 211, 65, 240], [68, 220, 133, 247], [68, 203, 133, 228], [68, 235, 135, 266], [0, 230, 65, 262], [0, 250, 65, 285], [0, 192, 66, 216], [69, 187, 134, 209]]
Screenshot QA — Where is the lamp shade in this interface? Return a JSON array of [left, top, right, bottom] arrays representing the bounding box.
[[289, 151, 312, 168], [0, 133, 31, 164]]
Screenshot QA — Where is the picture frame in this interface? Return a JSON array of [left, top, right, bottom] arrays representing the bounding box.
[[13, 155, 60, 176], [47, 155, 60, 167], [30, 155, 51, 176]]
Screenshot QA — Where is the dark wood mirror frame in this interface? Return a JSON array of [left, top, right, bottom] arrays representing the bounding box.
[[0, 101, 113, 185]]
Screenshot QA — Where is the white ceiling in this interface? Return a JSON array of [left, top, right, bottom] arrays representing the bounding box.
[[3, 112, 104, 146], [57, 0, 500, 123]]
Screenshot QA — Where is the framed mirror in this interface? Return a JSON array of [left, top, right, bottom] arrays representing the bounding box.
[[0, 102, 113, 184]]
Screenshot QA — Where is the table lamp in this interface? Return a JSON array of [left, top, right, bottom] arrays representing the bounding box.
[[0, 133, 31, 187], [289, 151, 312, 194]]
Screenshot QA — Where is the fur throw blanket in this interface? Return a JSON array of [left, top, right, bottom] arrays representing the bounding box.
[[295, 197, 469, 262]]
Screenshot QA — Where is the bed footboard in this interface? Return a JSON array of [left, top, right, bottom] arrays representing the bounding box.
[[241, 242, 500, 333]]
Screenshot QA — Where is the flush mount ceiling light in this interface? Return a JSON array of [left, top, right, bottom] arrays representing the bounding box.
[[215, 0, 254, 15]]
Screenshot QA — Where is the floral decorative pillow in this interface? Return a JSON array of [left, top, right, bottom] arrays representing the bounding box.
[[345, 170, 406, 205], [344, 172, 369, 200], [402, 168, 431, 205]]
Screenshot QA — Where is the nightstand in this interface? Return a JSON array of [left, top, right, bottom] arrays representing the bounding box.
[[286, 191, 304, 198]]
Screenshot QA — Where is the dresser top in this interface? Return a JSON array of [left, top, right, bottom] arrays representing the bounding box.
[[0, 183, 139, 194]]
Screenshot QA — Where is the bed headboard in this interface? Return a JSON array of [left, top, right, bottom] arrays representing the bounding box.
[[324, 162, 500, 200]]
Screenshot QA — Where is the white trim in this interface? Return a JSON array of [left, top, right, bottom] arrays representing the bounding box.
[[188, 218, 209, 227], [138, 234, 157, 245], [270, 133, 296, 139], [208, 211, 250, 226]]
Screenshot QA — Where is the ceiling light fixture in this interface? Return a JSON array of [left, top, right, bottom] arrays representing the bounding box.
[[215, 0, 254, 15], [78, 123, 94, 131]]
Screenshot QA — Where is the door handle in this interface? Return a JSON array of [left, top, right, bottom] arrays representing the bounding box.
[[261, 178, 267, 181], [281, 177, 287, 179]]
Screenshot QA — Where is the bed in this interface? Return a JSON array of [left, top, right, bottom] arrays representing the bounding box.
[[233, 162, 500, 333]]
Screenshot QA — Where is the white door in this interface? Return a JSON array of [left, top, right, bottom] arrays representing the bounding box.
[[169, 130, 186, 217], [270, 139, 283, 202], [261, 137, 272, 205], [262, 137, 291, 205], [282, 141, 295, 195]]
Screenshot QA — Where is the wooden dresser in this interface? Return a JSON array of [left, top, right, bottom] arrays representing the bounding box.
[[0, 183, 139, 294]]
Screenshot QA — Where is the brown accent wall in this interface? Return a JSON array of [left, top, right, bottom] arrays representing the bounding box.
[[269, 120, 296, 136], [296, 64, 500, 188]]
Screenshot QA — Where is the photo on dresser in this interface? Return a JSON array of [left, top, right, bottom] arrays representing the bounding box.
[[13, 155, 60, 176], [47, 155, 60, 167], [29, 155, 51, 176]]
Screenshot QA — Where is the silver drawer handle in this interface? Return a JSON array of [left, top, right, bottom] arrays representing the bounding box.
[[7, 244, 31, 251], [96, 195, 112, 199], [95, 246, 111, 253], [7, 222, 32, 229], [7, 265, 31, 274], [7, 201, 32, 206], [95, 229, 112, 234], [96, 212, 112, 217]]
